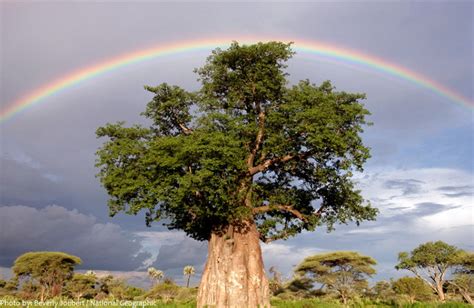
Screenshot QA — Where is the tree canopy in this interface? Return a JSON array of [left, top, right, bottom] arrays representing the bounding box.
[[148, 267, 164, 286], [12, 251, 82, 301], [65, 273, 97, 300], [295, 251, 377, 304], [450, 252, 474, 304], [395, 241, 466, 302], [371, 280, 395, 300], [183, 265, 195, 288], [392, 277, 433, 303], [95, 41, 376, 243]]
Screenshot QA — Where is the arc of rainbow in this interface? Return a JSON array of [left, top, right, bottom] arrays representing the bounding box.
[[1, 36, 472, 123]]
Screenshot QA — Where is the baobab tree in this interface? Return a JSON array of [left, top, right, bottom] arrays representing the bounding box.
[[96, 41, 376, 307], [183, 265, 195, 288]]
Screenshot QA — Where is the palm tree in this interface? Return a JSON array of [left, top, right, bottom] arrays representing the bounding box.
[[147, 267, 164, 286], [85, 270, 96, 277], [183, 265, 195, 288]]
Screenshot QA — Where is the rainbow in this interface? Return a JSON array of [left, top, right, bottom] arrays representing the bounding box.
[[1, 36, 472, 123]]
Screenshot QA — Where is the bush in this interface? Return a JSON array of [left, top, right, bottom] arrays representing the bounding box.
[[392, 277, 434, 303], [145, 282, 196, 303]]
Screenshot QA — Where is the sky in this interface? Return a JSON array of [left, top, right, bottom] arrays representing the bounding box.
[[0, 1, 473, 287]]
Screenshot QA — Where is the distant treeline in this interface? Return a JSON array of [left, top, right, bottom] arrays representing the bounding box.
[[0, 240, 472, 305]]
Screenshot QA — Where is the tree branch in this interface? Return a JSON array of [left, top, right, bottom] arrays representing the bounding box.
[[259, 230, 290, 244], [253, 204, 307, 222], [248, 149, 315, 176], [260, 234, 278, 244], [246, 104, 265, 168], [178, 123, 193, 135], [314, 204, 326, 216], [410, 269, 436, 292], [249, 153, 290, 175]]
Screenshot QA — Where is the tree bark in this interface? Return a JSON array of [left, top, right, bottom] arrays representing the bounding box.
[[197, 221, 270, 308], [186, 275, 191, 288], [40, 286, 45, 302], [341, 292, 348, 305], [459, 290, 473, 305], [435, 282, 445, 302]]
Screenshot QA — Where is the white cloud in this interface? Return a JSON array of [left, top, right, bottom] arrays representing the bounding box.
[[134, 231, 188, 267], [81, 270, 151, 289], [264, 168, 473, 281], [262, 243, 327, 279], [135, 231, 187, 249], [356, 167, 473, 228]]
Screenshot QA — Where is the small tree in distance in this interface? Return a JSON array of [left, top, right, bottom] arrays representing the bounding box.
[[147, 267, 164, 287], [12, 251, 81, 301], [95, 41, 376, 307], [371, 280, 395, 301], [395, 241, 466, 302], [449, 252, 474, 304], [296, 251, 376, 304], [268, 266, 284, 295], [392, 276, 433, 303], [65, 273, 97, 300], [183, 265, 195, 288]]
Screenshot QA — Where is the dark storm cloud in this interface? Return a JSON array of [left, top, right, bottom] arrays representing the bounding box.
[[152, 237, 207, 271], [0, 205, 151, 270], [0, 156, 66, 206]]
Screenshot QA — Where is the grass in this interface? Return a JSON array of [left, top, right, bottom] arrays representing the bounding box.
[[0, 298, 196, 307], [271, 300, 471, 308], [0, 298, 471, 308]]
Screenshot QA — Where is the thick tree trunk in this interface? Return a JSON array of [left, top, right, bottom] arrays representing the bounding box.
[[197, 221, 270, 308]]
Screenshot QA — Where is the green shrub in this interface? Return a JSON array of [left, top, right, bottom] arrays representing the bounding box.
[[144, 282, 196, 303]]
